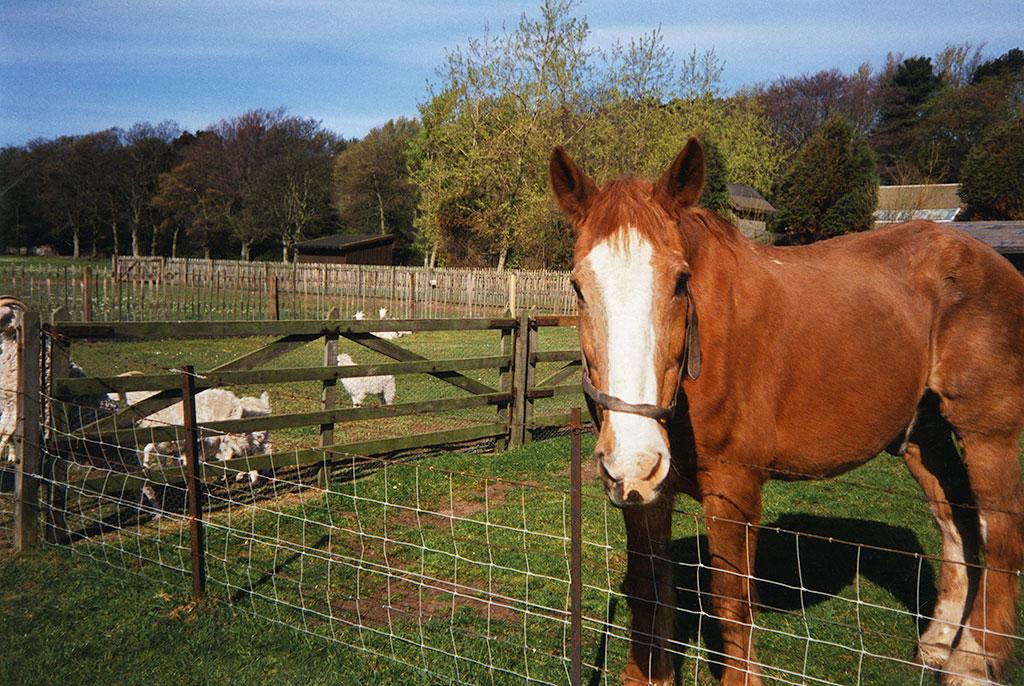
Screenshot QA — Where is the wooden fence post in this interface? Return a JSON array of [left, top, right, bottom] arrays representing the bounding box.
[[82, 267, 92, 322], [180, 366, 206, 601], [268, 276, 279, 320], [319, 308, 339, 489], [509, 312, 530, 448], [523, 315, 538, 445], [13, 311, 42, 552], [508, 273, 517, 317], [495, 321, 514, 452]]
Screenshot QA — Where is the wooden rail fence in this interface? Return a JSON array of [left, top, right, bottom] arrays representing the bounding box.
[[10, 311, 584, 552]]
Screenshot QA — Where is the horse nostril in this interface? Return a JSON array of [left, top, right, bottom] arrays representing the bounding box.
[[645, 452, 666, 481], [624, 489, 644, 504]]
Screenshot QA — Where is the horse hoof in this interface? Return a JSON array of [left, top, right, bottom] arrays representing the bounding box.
[[917, 642, 952, 670], [622, 662, 673, 686], [941, 645, 994, 686]]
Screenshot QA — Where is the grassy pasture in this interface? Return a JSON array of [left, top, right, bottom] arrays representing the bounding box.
[[2, 325, 1023, 684]]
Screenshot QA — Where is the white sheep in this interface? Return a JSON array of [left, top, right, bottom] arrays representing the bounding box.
[[337, 353, 395, 407], [0, 296, 26, 461]]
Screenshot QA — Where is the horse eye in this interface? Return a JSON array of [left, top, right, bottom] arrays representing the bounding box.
[[571, 279, 585, 303], [674, 272, 690, 298]]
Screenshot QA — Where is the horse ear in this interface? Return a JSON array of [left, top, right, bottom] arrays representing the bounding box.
[[654, 137, 705, 212], [549, 147, 598, 222]]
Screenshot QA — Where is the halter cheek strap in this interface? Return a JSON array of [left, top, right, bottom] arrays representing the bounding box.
[[581, 282, 701, 431]]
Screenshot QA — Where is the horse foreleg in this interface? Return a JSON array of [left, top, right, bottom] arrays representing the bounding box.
[[622, 500, 676, 686], [943, 433, 1024, 686], [702, 473, 764, 686], [901, 420, 979, 672]]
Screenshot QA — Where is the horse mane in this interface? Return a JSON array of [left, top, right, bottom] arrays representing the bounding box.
[[580, 178, 748, 258]]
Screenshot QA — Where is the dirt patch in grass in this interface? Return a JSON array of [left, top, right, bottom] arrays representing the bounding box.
[[331, 574, 523, 626]]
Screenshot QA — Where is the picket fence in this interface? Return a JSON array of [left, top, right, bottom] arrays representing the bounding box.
[[0, 257, 575, 322]]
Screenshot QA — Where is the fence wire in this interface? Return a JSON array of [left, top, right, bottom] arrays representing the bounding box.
[[4, 326, 1024, 685]]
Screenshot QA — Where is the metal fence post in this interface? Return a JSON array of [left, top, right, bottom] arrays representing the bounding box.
[[180, 366, 206, 601], [13, 311, 42, 552], [570, 406, 583, 686], [45, 307, 71, 543]]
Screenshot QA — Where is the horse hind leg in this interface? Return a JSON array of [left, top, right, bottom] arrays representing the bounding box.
[[941, 429, 1024, 686], [901, 400, 981, 672]]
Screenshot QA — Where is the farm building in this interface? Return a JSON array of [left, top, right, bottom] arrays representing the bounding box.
[[874, 183, 962, 226], [950, 221, 1024, 271], [728, 183, 775, 239], [294, 233, 398, 265]]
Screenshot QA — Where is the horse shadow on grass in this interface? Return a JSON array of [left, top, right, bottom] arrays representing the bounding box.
[[590, 514, 937, 684]]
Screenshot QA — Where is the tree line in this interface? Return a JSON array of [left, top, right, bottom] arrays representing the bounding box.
[[1, 0, 1022, 268]]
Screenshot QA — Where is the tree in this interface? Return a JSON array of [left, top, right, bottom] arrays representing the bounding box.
[[909, 77, 1014, 182], [333, 118, 419, 243], [959, 119, 1024, 220], [413, 0, 780, 269], [35, 130, 121, 258], [156, 109, 339, 260], [116, 121, 181, 256], [770, 116, 878, 244], [262, 117, 340, 262], [872, 56, 942, 181], [934, 41, 986, 88], [753, 67, 876, 155]]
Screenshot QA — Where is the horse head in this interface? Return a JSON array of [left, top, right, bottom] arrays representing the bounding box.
[[550, 139, 704, 507]]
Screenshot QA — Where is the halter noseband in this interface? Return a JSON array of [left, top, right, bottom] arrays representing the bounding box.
[[581, 281, 701, 430]]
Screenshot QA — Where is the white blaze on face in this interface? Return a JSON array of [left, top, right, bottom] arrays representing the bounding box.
[[582, 227, 670, 495]]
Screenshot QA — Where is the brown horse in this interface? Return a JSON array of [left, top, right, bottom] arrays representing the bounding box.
[[550, 139, 1024, 686]]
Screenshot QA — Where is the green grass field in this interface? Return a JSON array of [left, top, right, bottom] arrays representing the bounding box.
[[2, 324, 1023, 684]]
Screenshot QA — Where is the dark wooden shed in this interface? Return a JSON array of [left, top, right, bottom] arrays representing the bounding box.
[[951, 221, 1024, 272], [294, 234, 397, 265]]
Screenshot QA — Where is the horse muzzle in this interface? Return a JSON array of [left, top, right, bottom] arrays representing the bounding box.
[[594, 433, 670, 507]]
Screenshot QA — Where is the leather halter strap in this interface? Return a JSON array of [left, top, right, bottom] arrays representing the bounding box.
[[581, 281, 700, 430]]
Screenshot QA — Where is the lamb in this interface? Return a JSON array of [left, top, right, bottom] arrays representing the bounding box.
[[113, 381, 272, 483], [353, 309, 405, 339], [377, 307, 411, 338], [135, 387, 244, 470], [217, 391, 272, 484], [337, 353, 396, 407]]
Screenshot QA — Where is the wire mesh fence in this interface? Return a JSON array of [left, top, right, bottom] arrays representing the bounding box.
[[3, 313, 1024, 684]]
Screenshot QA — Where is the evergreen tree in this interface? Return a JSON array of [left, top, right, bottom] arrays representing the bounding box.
[[959, 118, 1024, 220], [771, 116, 878, 244]]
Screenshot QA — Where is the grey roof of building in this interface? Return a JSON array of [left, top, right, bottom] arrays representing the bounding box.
[[295, 234, 396, 250], [951, 221, 1024, 254], [728, 183, 775, 214]]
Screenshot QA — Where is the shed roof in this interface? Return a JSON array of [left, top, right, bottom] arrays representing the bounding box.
[[727, 184, 775, 214], [951, 221, 1024, 255], [875, 184, 963, 224], [295, 234, 396, 251]]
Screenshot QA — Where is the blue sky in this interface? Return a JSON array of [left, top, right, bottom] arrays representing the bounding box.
[[2, 0, 1022, 147]]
